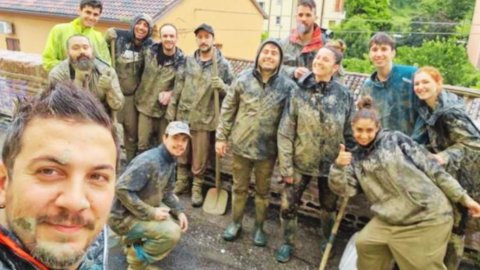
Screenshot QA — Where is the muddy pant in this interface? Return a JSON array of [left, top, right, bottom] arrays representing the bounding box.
[[178, 130, 213, 187], [280, 173, 338, 244], [444, 204, 468, 270], [231, 154, 276, 224], [118, 96, 138, 161], [109, 215, 181, 269], [356, 217, 452, 270], [138, 113, 167, 153]]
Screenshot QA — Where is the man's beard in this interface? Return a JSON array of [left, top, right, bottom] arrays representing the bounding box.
[[8, 210, 95, 269], [199, 45, 212, 53], [296, 23, 313, 35], [70, 54, 94, 71]]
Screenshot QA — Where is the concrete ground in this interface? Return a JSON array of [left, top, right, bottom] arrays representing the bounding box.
[[107, 190, 352, 270]]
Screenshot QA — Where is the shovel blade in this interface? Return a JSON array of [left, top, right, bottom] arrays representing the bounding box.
[[202, 188, 228, 215]]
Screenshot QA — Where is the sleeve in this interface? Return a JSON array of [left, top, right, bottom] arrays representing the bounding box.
[[165, 63, 185, 121], [437, 113, 480, 167], [95, 32, 112, 66], [42, 26, 62, 72], [328, 164, 360, 197], [115, 161, 157, 220], [215, 78, 241, 141], [105, 68, 124, 111], [218, 60, 236, 97], [277, 93, 297, 178], [343, 91, 356, 150], [397, 133, 466, 202], [162, 166, 184, 216]]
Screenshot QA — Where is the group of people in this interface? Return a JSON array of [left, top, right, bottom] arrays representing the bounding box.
[[0, 0, 479, 269]]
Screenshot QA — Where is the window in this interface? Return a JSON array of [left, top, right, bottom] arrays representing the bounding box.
[[6, 38, 20, 51], [335, 0, 345, 12], [275, 16, 281, 25]]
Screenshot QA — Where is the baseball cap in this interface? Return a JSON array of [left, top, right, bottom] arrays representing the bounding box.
[[165, 121, 191, 137], [194, 23, 214, 37]]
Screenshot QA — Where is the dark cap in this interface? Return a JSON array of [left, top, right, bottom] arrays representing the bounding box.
[[194, 23, 214, 37]]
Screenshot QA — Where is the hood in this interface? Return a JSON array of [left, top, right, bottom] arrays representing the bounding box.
[[253, 39, 283, 81], [417, 91, 465, 126], [130, 13, 153, 42]]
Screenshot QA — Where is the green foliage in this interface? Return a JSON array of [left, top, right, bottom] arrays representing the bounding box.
[[395, 38, 480, 88], [333, 16, 373, 59], [345, 0, 392, 31], [261, 31, 269, 42], [343, 57, 374, 74]]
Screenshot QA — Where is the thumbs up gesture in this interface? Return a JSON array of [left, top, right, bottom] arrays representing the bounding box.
[[98, 70, 113, 91], [335, 144, 352, 167]]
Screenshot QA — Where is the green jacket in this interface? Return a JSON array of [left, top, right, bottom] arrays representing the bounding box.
[[166, 49, 234, 131], [329, 130, 466, 226], [135, 43, 184, 118], [278, 73, 355, 178], [216, 40, 295, 160], [42, 18, 111, 72], [48, 58, 124, 112]]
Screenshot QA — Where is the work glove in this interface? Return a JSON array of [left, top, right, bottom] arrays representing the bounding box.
[[104, 28, 117, 42], [98, 70, 114, 91], [211, 76, 226, 91]]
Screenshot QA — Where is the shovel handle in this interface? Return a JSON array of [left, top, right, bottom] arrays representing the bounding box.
[[318, 197, 349, 270]]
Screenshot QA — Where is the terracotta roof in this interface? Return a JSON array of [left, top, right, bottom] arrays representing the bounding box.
[[0, 0, 182, 22]]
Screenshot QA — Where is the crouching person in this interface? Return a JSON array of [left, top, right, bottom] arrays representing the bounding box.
[[329, 96, 480, 270], [109, 121, 190, 270]]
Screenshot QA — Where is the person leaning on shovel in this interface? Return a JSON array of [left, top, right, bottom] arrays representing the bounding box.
[[328, 96, 480, 270], [215, 39, 296, 247]]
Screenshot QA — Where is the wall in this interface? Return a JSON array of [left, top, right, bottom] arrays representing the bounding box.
[[467, 0, 480, 68], [156, 0, 265, 60]]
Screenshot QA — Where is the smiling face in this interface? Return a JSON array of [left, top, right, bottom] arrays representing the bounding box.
[[162, 133, 189, 157], [78, 5, 101, 28], [369, 43, 395, 70], [133, 19, 149, 41], [0, 118, 116, 269], [414, 71, 441, 106], [312, 48, 338, 81], [160, 24, 177, 54], [257, 43, 281, 73], [352, 118, 380, 146]]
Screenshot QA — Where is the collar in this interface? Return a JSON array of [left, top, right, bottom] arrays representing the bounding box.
[[289, 24, 323, 53]]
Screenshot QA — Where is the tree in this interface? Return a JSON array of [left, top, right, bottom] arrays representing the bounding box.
[[333, 16, 373, 59], [345, 0, 392, 31]]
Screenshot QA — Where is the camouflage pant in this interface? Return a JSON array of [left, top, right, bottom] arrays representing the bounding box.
[[356, 217, 452, 270], [280, 173, 338, 244], [109, 215, 181, 268], [177, 130, 213, 184], [137, 113, 167, 153], [231, 154, 276, 224], [118, 96, 138, 161], [444, 204, 468, 270]]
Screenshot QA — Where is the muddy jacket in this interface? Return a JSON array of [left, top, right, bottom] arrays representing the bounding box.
[[0, 225, 107, 270], [413, 91, 480, 198], [48, 58, 124, 112], [109, 144, 184, 228], [135, 44, 184, 118], [329, 130, 466, 226], [166, 49, 234, 131], [216, 40, 295, 160], [106, 14, 153, 96], [280, 24, 328, 78], [42, 17, 111, 72], [360, 64, 419, 135], [278, 73, 355, 178]]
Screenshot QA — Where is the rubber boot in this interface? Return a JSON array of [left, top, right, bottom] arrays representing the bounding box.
[[223, 222, 242, 241], [223, 191, 248, 241], [191, 176, 204, 207], [174, 165, 190, 195], [253, 196, 269, 246]]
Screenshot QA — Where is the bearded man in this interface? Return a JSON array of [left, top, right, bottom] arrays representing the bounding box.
[[48, 34, 124, 114]]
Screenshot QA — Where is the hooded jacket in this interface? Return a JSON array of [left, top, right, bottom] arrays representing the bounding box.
[[216, 39, 296, 160], [278, 72, 355, 178], [166, 47, 234, 131], [360, 64, 419, 136], [106, 14, 153, 96], [42, 18, 112, 72], [329, 129, 466, 226], [280, 24, 328, 78], [135, 43, 185, 118], [413, 91, 480, 198]]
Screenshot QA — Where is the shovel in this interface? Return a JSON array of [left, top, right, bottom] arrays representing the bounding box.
[[203, 47, 228, 215], [319, 196, 349, 270]]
